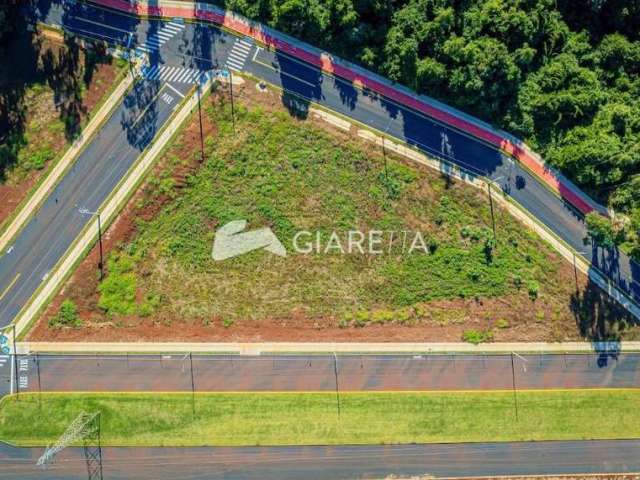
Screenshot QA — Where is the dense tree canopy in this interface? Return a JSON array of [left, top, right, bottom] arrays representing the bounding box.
[[219, 0, 640, 257]]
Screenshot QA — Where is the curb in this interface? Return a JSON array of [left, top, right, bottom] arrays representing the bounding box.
[[16, 341, 637, 355]]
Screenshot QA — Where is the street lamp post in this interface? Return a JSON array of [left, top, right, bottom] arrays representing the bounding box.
[[487, 176, 505, 243], [572, 250, 589, 295], [78, 207, 104, 281], [196, 81, 205, 163], [226, 69, 236, 134]]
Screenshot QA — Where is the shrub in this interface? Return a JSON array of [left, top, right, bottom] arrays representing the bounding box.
[[49, 300, 81, 329], [496, 318, 510, 329], [462, 328, 494, 344], [527, 281, 540, 301]]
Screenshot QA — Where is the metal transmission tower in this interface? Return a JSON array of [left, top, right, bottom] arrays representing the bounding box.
[[37, 411, 103, 480]]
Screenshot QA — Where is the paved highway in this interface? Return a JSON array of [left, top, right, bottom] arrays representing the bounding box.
[[6, 352, 639, 393], [0, 0, 637, 327], [2, 440, 640, 479]]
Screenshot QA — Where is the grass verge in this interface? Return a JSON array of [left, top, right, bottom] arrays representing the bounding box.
[[1, 390, 639, 446]]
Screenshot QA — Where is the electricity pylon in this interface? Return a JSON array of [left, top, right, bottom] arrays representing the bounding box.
[[37, 411, 103, 480]]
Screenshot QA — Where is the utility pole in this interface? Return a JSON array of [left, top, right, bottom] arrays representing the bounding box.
[[333, 353, 341, 418], [488, 182, 497, 242], [510, 352, 518, 420], [197, 84, 205, 162], [77, 207, 104, 280], [36, 353, 42, 409], [189, 352, 196, 417], [12, 325, 18, 401], [572, 251, 588, 295], [228, 69, 236, 134]]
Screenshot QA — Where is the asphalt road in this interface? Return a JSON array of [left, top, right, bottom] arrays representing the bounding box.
[[2, 440, 640, 479], [0, 0, 638, 327], [6, 352, 639, 394]]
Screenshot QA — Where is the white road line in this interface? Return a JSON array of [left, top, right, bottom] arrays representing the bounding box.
[[137, 45, 151, 53], [252, 46, 262, 62], [238, 39, 252, 47], [164, 82, 185, 99], [74, 16, 133, 34], [228, 65, 241, 72]]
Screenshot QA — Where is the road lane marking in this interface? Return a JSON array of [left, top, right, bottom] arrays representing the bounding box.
[[165, 82, 185, 99], [74, 16, 133, 35], [0, 273, 20, 304], [131, 85, 168, 127]]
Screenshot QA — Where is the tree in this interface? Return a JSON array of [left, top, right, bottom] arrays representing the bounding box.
[[585, 212, 621, 248]]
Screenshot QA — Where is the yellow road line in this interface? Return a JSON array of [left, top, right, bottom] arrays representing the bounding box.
[[0, 273, 20, 304]]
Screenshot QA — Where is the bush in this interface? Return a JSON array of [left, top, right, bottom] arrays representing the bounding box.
[[462, 328, 494, 344], [496, 318, 510, 329], [528, 281, 540, 301], [49, 300, 81, 329]]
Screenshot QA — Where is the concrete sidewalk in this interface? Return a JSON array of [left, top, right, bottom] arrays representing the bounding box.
[[17, 341, 635, 354]]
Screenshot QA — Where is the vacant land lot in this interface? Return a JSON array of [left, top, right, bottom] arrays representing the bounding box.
[[1, 390, 639, 446], [31, 79, 634, 342], [0, 27, 127, 226]]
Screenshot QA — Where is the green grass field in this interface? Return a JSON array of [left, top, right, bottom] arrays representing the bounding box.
[[1, 390, 639, 446], [86, 88, 581, 332]]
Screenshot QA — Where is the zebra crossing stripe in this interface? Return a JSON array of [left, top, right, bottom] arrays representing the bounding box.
[[168, 68, 184, 82], [149, 66, 162, 80], [176, 69, 191, 83], [226, 58, 244, 69], [145, 65, 159, 79], [163, 66, 177, 82], [165, 22, 184, 33], [137, 45, 151, 53], [145, 36, 163, 47], [156, 30, 174, 40], [238, 39, 252, 47], [234, 43, 251, 53], [228, 51, 247, 62]]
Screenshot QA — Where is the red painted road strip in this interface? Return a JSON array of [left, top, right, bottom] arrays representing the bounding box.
[[91, 0, 595, 215]]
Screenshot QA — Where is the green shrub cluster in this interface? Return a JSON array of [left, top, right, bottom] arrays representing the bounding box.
[[48, 299, 81, 329]]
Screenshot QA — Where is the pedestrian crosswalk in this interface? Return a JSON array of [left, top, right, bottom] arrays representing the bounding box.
[[142, 65, 203, 84], [225, 38, 253, 72], [135, 20, 185, 56]]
